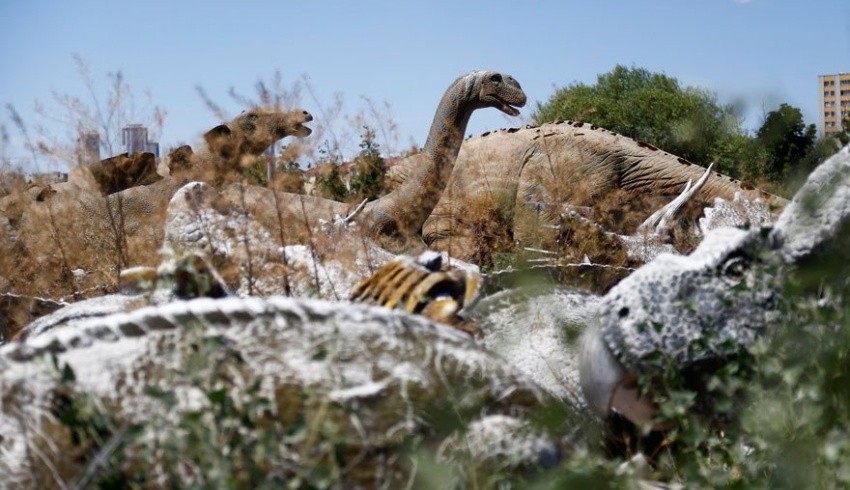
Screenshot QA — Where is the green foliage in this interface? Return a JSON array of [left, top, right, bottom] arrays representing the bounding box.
[[838, 116, 850, 146], [755, 103, 817, 182], [348, 126, 387, 201], [625, 256, 850, 488], [241, 156, 270, 186], [710, 130, 770, 181], [533, 65, 741, 168], [312, 139, 349, 201], [318, 162, 348, 201]]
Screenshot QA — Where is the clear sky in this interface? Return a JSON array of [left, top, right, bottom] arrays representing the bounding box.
[[1, 0, 849, 172]]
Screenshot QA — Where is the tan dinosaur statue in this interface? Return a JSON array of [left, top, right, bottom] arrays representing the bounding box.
[[0, 108, 314, 298], [389, 120, 787, 264]]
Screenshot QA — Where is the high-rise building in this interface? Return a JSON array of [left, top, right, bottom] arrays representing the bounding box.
[[819, 72, 850, 136], [121, 124, 160, 157], [76, 131, 101, 165]]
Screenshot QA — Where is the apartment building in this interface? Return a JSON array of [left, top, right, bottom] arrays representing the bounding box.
[[819, 72, 850, 136]]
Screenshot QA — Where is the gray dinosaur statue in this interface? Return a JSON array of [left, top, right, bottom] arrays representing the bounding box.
[[579, 142, 850, 424], [0, 291, 559, 487], [389, 120, 786, 263]]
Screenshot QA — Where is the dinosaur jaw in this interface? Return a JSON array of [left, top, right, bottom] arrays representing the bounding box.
[[481, 94, 524, 117], [580, 324, 657, 426], [498, 103, 522, 117], [284, 111, 314, 138], [291, 123, 312, 138]]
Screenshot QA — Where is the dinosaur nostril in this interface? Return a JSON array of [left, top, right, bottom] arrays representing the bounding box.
[[618, 307, 629, 318]]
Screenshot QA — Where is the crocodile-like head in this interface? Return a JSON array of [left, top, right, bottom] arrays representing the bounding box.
[[471, 71, 527, 116]]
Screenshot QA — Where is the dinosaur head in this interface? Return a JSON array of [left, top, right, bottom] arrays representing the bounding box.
[[203, 108, 313, 158], [580, 143, 850, 425], [580, 227, 779, 424], [470, 71, 527, 116]]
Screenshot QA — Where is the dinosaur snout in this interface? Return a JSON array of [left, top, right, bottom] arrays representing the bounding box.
[[287, 110, 314, 138], [579, 323, 658, 425]]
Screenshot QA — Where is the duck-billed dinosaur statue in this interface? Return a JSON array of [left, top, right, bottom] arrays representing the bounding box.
[[0, 109, 314, 299], [388, 121, 787, 264]]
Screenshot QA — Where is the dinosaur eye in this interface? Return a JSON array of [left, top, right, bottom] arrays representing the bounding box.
[[243, 113, 259, 131], [489, 73, 503, 84], [720, 256, 748, 282]]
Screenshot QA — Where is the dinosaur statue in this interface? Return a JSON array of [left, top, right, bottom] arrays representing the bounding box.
[[0, 108, 314, 299], [162, 180, 396, 300], [69, 151, 163, 195], [0, 288, 563, 486], [388, 121, 787, 265], [2, 71, 524, 303], [578, 142, 850, 425]]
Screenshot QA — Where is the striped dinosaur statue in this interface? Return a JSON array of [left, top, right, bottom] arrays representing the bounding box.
[[0, 280, 565, 487], [389, 121, 786, 264]]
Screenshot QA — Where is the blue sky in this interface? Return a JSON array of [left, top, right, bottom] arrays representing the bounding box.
[[1, 0, 848, 172]]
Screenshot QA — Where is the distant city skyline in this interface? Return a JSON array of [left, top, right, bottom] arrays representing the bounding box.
[[2, 0, 849, 172]]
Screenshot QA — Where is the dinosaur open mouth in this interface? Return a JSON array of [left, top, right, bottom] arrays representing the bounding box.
[[498, 102, 522, 117], [286, 111, 314, 138], [293, 123, 312, 138]]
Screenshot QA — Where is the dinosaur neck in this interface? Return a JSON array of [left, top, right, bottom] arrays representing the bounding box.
[[421, 82, 475, 169], [362, 75, 479, 242]]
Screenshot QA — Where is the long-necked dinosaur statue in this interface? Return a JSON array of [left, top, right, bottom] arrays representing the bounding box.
[[388, 120, 787, 264], [1, 71, 526, 333]]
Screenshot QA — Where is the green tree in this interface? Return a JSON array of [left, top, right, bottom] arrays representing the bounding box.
[[755, 103, 817, 182], [349, 126, 387, 201], [318, 162, 348, 201], [836, 115, 850, 146], [271, 144, 305, 193], [709, 131, 770, 181], [534, 65, 741, 168]]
